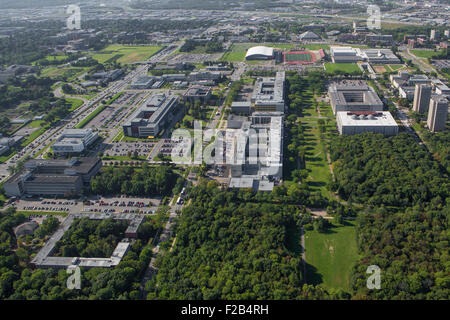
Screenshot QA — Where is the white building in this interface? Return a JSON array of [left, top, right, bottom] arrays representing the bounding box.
[[336, 111, 398, 136], [52, 129, 98, 155], [245, 46, 275, 60], [330, 46, 400, 64]]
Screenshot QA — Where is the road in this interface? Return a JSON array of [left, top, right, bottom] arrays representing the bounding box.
[[398, 46, 437, 74], [0, 43, 182, 183]]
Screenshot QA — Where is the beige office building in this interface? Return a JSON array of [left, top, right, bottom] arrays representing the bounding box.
[[413, 84, 432, 113], [427, 96, 448, 132]]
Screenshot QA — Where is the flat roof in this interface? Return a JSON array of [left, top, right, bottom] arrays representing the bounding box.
[[337, 111, 398, 127]]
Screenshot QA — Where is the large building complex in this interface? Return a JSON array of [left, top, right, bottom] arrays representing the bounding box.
[[31, 213, 144, 269], [122, 94, 180, 138], [225, 72, 286, 191], [336, 111, 399, 136], [427, 96, 448, 132], [51, 129, 99, 155], [251, 71, 286, 112], [245, 46, 275, 60], [3, 157, 102, 197], [227, 113, 284, 192], [330, 46, 400, 64], [130, 76, 156, 89], [413, 84, 432, 113], [328, 81, 384, 114]]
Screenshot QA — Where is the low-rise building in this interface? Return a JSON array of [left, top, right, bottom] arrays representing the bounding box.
[[365, 34, 394, 45], [328, 81, 384, 114], [231, 101, 252, 115], [130, 76, 155, 89], [251, 71, 286, 112], [4, 157, 102, 197], [122, 94, 180, 138], [330, 46, 400, 64], [183, 86, 212, 104], [52, 129, 99, 155], [188, 71, 221, 83], [336, 111, 398, 136]]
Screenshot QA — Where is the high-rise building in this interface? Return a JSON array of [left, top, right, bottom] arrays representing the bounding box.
[[413, 84, 432, 113], [431, 29, 440, 41], [427, 96, 448, 132]]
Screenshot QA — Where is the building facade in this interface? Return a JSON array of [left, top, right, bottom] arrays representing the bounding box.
[[3, 157, 102, 197], [427, 96, 448, 132], [413, 84, 432, 113]]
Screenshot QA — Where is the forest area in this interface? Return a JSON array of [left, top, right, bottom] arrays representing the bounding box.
[[147, 181, 347, 300], [0, 207, 166, 299]]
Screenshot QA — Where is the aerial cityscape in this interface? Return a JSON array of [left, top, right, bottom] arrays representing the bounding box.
[[0, 0, 448, 307]]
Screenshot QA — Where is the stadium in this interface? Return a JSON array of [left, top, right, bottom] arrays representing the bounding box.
[[283, 49, 325, 64]]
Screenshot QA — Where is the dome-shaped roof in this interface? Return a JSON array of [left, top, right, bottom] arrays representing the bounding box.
[[245, 46, 274, 59]]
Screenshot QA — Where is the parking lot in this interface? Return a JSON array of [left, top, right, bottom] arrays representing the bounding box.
[[105, 141, 155, 158], [13, 195, 162, 215]]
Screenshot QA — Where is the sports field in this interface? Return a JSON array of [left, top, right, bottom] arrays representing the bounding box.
[[284, 51, 315, 64]]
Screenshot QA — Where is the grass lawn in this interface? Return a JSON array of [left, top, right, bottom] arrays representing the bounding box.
[[28, 120, 45, 128], [20, 125, 49, 147], [301, 120, 332, 197], [66, 98, 84, 112], [325, 63, 362, 75], [387, 64, 404, 71], [92, 45, 163, 64], [305, 220, 359, 291], [411, 49, 444, 59], [16, 211, 68, 217], [0, 149, 17, 163], [102, 155, 147, 161], [45, 54, 69, 61], [40, 67, 89, 81]]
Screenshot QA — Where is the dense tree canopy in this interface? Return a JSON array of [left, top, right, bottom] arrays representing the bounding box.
[[351, 204, 449, 299], [148, 182, 337, 300], [330, 132, 449, 208], [90, 165, 184, 197]]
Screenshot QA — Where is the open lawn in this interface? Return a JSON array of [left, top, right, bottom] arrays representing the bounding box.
[[92, 45, 163, 64], [325, 63, 362, 75], [16, 211, 68, 217], [40, 66, 88, 81], [20, 125, 49, 147], [411, 49, 444, 59], [300, 96, 333, 197], [305, 220, 359, 291], [0, 149, 17, 163], [66, 98, 84, 112]]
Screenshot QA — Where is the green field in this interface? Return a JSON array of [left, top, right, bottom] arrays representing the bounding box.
[[411, 49, 444, 59], [325, 63, 362, 75], [16, 211, 68, 217], [305, 220, 359, 291], [66, 98, 84, 112], [284, 52, 313, 62], [20, 124, 50, 147], [92, 45, 163, 64], [40, 66, 88, 81], [300, 91, 333, 197], [45, 54, 69, 61]]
